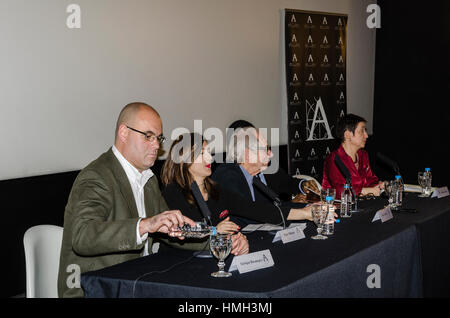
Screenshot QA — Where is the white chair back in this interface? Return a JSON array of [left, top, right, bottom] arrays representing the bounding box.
[[23, 225, 63, 298]]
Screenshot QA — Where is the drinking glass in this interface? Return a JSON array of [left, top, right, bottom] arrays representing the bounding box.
[[384, 180, 397, 208], [418, 172, 431, 197], [424, 172, 432, 196], [311, 204, 328, 240], [320, 188, 336, 203], [210, 233, 233, 277]]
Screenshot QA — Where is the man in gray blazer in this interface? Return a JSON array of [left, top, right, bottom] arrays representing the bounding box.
[[58, 102, 248, 298]]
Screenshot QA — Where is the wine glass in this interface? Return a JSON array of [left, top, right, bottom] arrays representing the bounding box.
[[311, 204, 328, 240], [210, 233, 233, 277], [418, 172, 430, 197]]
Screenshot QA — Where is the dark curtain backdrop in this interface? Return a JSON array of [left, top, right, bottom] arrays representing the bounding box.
[[284, 10, 347, 180], [373, 0, 450, 187]]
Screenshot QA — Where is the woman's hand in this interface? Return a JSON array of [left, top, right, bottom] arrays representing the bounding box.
[[216, 217, 240, 234]]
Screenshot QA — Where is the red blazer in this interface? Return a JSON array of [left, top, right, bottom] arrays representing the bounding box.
[[322, 145, 379, 196]]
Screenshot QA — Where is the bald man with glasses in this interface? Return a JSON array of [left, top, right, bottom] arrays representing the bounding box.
[[58, 102, 210, 298]]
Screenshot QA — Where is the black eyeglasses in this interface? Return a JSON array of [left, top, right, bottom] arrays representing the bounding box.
[[126, 126, 166, 144]]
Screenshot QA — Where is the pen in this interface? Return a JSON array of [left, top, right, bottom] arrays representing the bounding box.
[[305, 186, 320, 196]]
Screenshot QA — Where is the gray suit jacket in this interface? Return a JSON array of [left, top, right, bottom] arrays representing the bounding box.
[[58, 148, 206, 298]]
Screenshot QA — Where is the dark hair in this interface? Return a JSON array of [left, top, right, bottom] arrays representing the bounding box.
[[335, 114, 367, 143], [161, 132, 218, 205], [228, 120, 255, 130]]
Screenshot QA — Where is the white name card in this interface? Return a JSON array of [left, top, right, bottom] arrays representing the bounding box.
[[372, 206, 393, 223], [431, 187, 449, 199], [272, 223, 307, 243], [280, 227, 306, 244], [228, 249, 275, 274]]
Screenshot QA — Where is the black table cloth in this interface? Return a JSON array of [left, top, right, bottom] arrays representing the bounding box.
[[81, 192, 450, 298]]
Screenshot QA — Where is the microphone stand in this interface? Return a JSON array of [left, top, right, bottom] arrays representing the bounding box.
[[264, 200, 286, 236], [190, 181, 214, 258], [252, 177, 286, 230], [273, 199, 286, 230]]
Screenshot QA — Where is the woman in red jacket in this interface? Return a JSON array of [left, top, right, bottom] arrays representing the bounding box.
[[322, 114, 384, 197]]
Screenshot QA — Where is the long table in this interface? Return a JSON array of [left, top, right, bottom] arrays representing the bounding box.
[[80, 193, 450, 298]]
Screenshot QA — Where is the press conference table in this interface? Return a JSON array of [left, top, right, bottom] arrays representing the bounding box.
[[81, 193, 450, 298]]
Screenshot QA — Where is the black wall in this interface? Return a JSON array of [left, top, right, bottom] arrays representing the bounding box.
[[373, 0, 450, 186], [0, 171, 79, 298]]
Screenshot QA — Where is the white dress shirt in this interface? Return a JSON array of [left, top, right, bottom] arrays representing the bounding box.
[[112, 145, 154, 256]]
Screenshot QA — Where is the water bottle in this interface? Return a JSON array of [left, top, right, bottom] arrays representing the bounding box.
[[323, 196, 335, 235], [340, 184, 352, 218], [177, 222, 217, 238], [424, 168, 432, 196], [394, 175, 403, 208]]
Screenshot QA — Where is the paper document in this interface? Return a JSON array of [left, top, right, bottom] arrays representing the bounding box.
[[286, 222, 307, 230], [241, 223, 283, 233]]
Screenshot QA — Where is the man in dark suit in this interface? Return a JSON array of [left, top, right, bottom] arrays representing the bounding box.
[[58, 103, 247, 297], [212, 121, 320, 226]]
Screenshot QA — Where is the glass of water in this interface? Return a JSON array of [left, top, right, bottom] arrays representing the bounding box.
[[384, 180, 398, 209], [311, 204, 328, 240], [210, 233, 233, 277], [418, 172, 432, 197]]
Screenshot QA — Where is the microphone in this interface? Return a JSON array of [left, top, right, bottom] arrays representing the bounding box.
[[252, 175, 285, 229], [190, 181, 213, 225], [334, 154, 362, 213], [376, 152, 400, 176], [334, 155, 352, 184], [190, 181, 215, 259], [252, 176, 281, 206]]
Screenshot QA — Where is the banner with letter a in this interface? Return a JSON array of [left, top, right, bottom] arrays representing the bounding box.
[[284, 9, 347, 180]]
